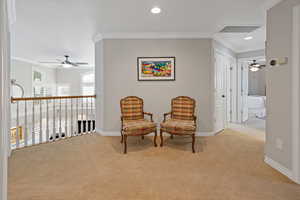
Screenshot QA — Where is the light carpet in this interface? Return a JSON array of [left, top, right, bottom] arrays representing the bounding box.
[[8, 129, 300, 200]]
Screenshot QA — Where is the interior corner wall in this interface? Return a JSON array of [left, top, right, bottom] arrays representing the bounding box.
[[266, 0, 300, 171], [95, 39, 215, 133], [95, 40, 104, 131]]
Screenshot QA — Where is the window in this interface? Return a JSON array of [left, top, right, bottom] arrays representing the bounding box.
[[82, 86, 94, 96], [81, 72, 95, 95], [82, 73, 95, 84]]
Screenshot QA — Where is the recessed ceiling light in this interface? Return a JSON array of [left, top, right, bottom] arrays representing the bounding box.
[[244, 36, 253, 40], [151, 7, 161, 14]]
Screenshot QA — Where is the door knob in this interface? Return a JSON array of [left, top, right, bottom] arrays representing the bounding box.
[[222, 95, 226, 98]]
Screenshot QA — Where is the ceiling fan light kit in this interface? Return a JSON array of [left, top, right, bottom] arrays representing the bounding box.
[[249, 60, 266, 72]]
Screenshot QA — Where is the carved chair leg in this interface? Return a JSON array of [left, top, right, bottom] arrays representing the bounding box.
[[170, 134, 174, 139], [141, 135, 145, 140], [192, 134, 195, 153], [160, 130, 163, 147], [154, 130, 157, 147], [124, 135, 128, 154]]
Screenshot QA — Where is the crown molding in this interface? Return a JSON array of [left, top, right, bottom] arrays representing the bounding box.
[[262, 0, 283, 10], [12, 57, 53, 68], [213, 35, 239, 53], [93, 32, 213, 42]]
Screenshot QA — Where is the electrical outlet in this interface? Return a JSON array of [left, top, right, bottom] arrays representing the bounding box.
[[276, 138, 283, 150]]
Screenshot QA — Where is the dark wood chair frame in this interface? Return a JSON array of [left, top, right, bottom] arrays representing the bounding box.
[[120, 96, 157, 154], [160, 96, 197, 153]]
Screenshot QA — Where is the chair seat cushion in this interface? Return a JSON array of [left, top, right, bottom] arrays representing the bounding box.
[[160, 119, 196, 134], [123, 119, 156, 135]]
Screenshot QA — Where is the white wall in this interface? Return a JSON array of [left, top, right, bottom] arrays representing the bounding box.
[[95, 39, 215, 134], [56, 68, 95, 96], [11, 59, 57, 97], [266, 0, 300, 173], [248, 68, 266, 96]]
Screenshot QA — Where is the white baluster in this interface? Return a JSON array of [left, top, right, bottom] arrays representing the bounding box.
[[86, 98, 89, 134], [24, 101, 28, 147], [53, 99, 56, 141], [65, 98, 68, 137], [71, 99, 73, 137], [39, 100, 42, 144], [59, 98, 62, 138], [46, 100, 49, 142], [81, 98, 84, 134], [76, 98, 79, 135], [90, 97, 93, 133], [16, 101, 20, 148], [32, 101, 35, 145]]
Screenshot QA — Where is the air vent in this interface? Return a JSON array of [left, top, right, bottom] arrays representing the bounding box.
[[220, 26, 260, 33]]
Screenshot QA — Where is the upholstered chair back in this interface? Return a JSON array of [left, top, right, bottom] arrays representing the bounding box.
[[171, 96, 196, 120], [120, 96, 144, 121]]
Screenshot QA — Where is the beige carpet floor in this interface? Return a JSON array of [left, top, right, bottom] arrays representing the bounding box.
[[8, 129, 300, 200]]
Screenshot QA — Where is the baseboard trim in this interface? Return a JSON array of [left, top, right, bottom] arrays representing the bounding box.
[[264, 156, 294, 181], [96, 129, 216, 137]]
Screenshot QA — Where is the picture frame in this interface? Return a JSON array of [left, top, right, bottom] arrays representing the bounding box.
[[137, 57, 176, 81]]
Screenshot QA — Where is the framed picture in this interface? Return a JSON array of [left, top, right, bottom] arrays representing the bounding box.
[[137, 57, 176, 81]]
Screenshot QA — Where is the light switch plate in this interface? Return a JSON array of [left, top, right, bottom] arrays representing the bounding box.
[[278, 57, 288, 65]]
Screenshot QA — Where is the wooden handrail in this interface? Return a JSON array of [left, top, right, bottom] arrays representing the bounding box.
[[11, 95, 96, 102]]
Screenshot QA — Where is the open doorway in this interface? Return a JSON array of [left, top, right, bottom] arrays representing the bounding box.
[[237, 56, 266, 133]]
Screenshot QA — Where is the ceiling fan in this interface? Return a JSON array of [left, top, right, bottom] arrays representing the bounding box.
[[249, 60, 266, 72], [39, 55, 89, 68]]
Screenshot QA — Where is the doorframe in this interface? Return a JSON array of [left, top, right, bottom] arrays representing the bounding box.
[[292, 4, 300, 184], [236, 56, 265, 123]]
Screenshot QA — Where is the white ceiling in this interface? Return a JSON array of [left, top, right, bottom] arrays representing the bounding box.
[[11, 0, 281, 65]]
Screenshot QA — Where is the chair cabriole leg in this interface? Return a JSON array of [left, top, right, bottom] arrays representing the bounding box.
[[154, 130, 157, 147], [192, 134, 195, 153], [160, 130, 163, 147], [124, 135, 127, 154], [120, 131, 124, 143]]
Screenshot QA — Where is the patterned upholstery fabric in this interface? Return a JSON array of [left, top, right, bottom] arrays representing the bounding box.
[[171, 96, 195, 120], [121, 96, 157, 136], [120, 96, 144, 121], [161, 119, 196, 135], [123, 119, 156, 135]]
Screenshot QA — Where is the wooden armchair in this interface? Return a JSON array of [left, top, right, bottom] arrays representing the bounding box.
[[160, 96, 197, 153], [120, 96, 157, 154]]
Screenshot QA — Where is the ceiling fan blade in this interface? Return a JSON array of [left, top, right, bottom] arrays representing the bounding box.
[[39, 61, 60, 64], [75, 62, 89, 65]]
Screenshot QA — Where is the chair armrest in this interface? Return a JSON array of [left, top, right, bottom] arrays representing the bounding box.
[[144, 112, 153, 122], [163, 112, 172, 122]]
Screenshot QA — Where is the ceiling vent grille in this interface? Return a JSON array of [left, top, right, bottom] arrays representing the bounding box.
[[219, 26, 260, 33]]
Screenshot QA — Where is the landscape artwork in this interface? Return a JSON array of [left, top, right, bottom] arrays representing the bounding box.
[[137, 57, 175, 81]]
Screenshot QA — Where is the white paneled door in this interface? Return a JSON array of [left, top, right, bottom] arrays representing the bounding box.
[[214, 52, 228, 133]]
